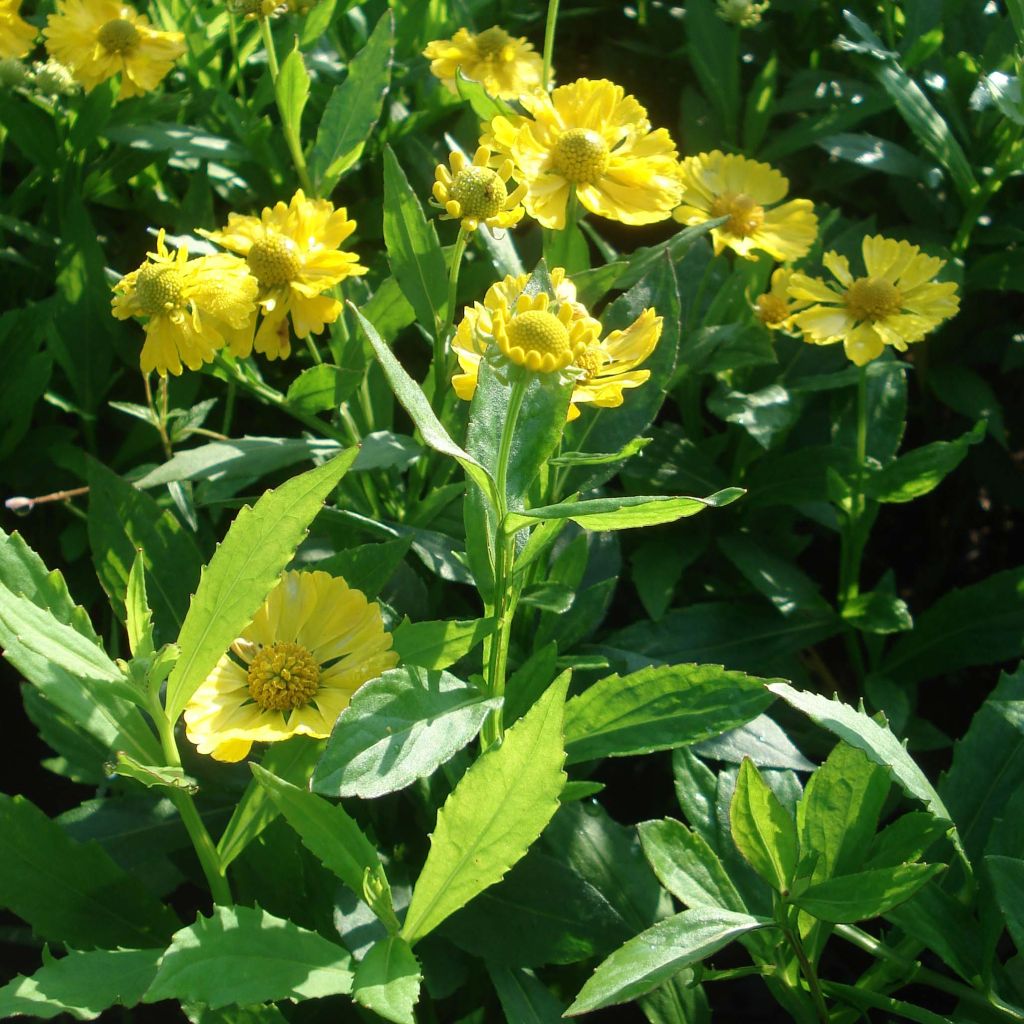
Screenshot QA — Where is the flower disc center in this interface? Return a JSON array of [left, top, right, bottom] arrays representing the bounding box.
[[135, 264, 187, 317], [451, 166, 508, 221], [98, 18, 141, 55], [575, 344, 604, 380], [508, 310, 571, 361], [710, 192, 765, 238], [845, 277, 902, 321], [247, 641, 320, 711], [554, 129, 609, 184], [756, 292, 790, 326], [474, 27, 513, 60], [247, 235, 301, 287]]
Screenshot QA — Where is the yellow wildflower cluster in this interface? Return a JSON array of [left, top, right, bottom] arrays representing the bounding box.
[[0, 0, 35, 60], [114, 191, 366, 376]]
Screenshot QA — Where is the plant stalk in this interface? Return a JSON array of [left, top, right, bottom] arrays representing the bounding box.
[[542, 0, 560, 91], [436, 224, 469, 409]]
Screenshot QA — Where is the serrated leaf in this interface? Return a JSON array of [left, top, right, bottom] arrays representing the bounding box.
[[352, 937, 421, 1024], [312, 667, 497, 799], [165, 450, 358, 723], [401, 675, 569, 944], [563, 663, 775, 765], [794, 863, 944, 922], [730, 759, 798, 892], [109, 752, 198, 795]]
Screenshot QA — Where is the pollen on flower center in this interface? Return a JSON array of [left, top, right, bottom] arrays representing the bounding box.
[[554, 129, 610, 184], [98, 18, 141, 55], [474, 27, 513, 61], [710, 192, 765, 237], [247, 235, 302, 287], [756, 293, 789, 325], [450, 166, 508, 220], [845, 277, 902, 321], [247, 641, 320, 711], [135, 264, 187, 317], [508, 310, 571, 361], [575, 344, 604, 380]]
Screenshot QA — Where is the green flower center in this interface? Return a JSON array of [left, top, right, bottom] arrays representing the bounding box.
[[508, 310, 571, 362], [756, 292, 789, 325], [247, 641, 320, 711], [845, 277, 902, 322], [474, 27, 513, 60], [98, 18, 141, 55], [450, 166, 508, 221], [710, 191, 765, 238], [247, 235, 301, 287], [135, 263, 187, 317], [553, 129, 609, 184]]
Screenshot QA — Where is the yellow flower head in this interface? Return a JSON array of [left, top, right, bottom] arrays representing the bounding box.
[[423, 26, 543, 101], [112, 230, 259, 377], [44, 0, 185, 100], [0, 1, 36, 60], [184, 570, 398, 763], [755, 267, 807, 330], [452, 269, 660, 419], [483, 78, 682, 230], [787, 235, 960, 366], [432, 146, 527, 233], [674, 151, 817, 262], [200, 189, 367, 360]]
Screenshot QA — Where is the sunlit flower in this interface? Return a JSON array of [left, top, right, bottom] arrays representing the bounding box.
[[112, 230, 258, 377], [432, 146, 527, 233], [44, 0, 185, 100], [31, 57, 77, 94], [755, 267, 807, 330], [423, 26, 543, 101], [483, 78, 682, 230], [0, 1, 36, 60], [452, 268, 659, 419], [717, 0, 769, 27], [674, 150, 817, 261], [200, 189, 367, 360], [184, 570, 398, 763], [787, 235, 960, 366]]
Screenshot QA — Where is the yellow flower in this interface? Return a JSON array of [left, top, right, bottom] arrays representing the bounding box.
[[44, 1, 184, 100], [112, 231, 258, 377], [423, 26, 543, 101], [432, 146, 527, 233], [200, 189, 367, 360], [483, 78, 682, 230], [674, 150, 817, 262], [0, 1, 36, 60], [787, 235, 960, 366], [452, 268, 660, 420], [184, 570, 398, 763], [754, 267, 807, 330]]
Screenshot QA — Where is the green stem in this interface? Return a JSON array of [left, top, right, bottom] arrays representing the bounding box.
[[840, 366, 869, 607], [435, 225, 469, 409], [304, 334, 324, 365], [226, 11, 247, 102], [783, 925, 830, 1024], [260, 17, 315, 195], [542, 0, 560, 91], [149, 697, 232, 906]]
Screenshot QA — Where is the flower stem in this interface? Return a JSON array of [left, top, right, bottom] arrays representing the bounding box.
[[260, 17, 315, 196], [542, 0, 560, 91], [840, 366, 869, 607], [143, 372, 174, 460], [435, 225, 469, 409], [782, 925, 830, 1024]]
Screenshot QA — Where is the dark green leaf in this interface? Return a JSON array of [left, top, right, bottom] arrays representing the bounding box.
[[285, 364, 363, 413]]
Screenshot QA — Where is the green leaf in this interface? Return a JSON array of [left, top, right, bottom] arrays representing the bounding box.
[[456, 67, 517, 121], [842, 576, 913, 634], [285, 364, 362, 414], [793, 863, 944, 923], [815, 132, 940, 181], [730, 759, 798, 891], [615, 220, 724, 291], [550, 438, 651, 467], [164, 450, 358, 723], [275, 46, 310, 146], [0, 794, 178, 949], [103, 123, 248, 162], [125, 552, 155, 659], [351, 305, 495, 500], [311, 12, 393, 192], [743, 52, 778, 151], [866, 812, 951, 870], [819, 981, 956, 1024], [391, 617, 495, 669], [310, 537, 411, 598], [881, 568, 1024, 685], [563, 663, 775, 765], [382, 146, 447, 335], [401, 675, 569, 944], [566, 908, 770, 1015], [0, 948, 161, 1021], [352, 937, 421, 1024], [144, 906, 353, 1008], [312, 666, 498, 799], [865, 421, 984, 503], [108, 752, 198, 795], [489, 965, 565, 1022], [984, 856, 1024, 955], [504, 488, 743, 533]]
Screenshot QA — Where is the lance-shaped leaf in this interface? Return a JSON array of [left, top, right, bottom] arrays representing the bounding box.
[[164, 449, 357, 723], [391, 617, 496, 670], [793, 863, 944, 923], [352, 937, 421, 1024], [730, 758, 798, 892], [401, 675, 569, 944]]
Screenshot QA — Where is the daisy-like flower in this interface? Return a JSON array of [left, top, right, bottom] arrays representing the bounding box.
[[754, 267, 807, 330], [483, 78, 682, 230], [200, 190, 367, 360], [0, 1, 36, 60], [184, 570, 398, 763], [423, 26, 543, 101], [452, 268, 660, 420], [787, 235, 960, 366], [112, 230, 258, 377], [44, 1, 184, 100], [432, 146, 527, 233], [674, 151, 817, 262]]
